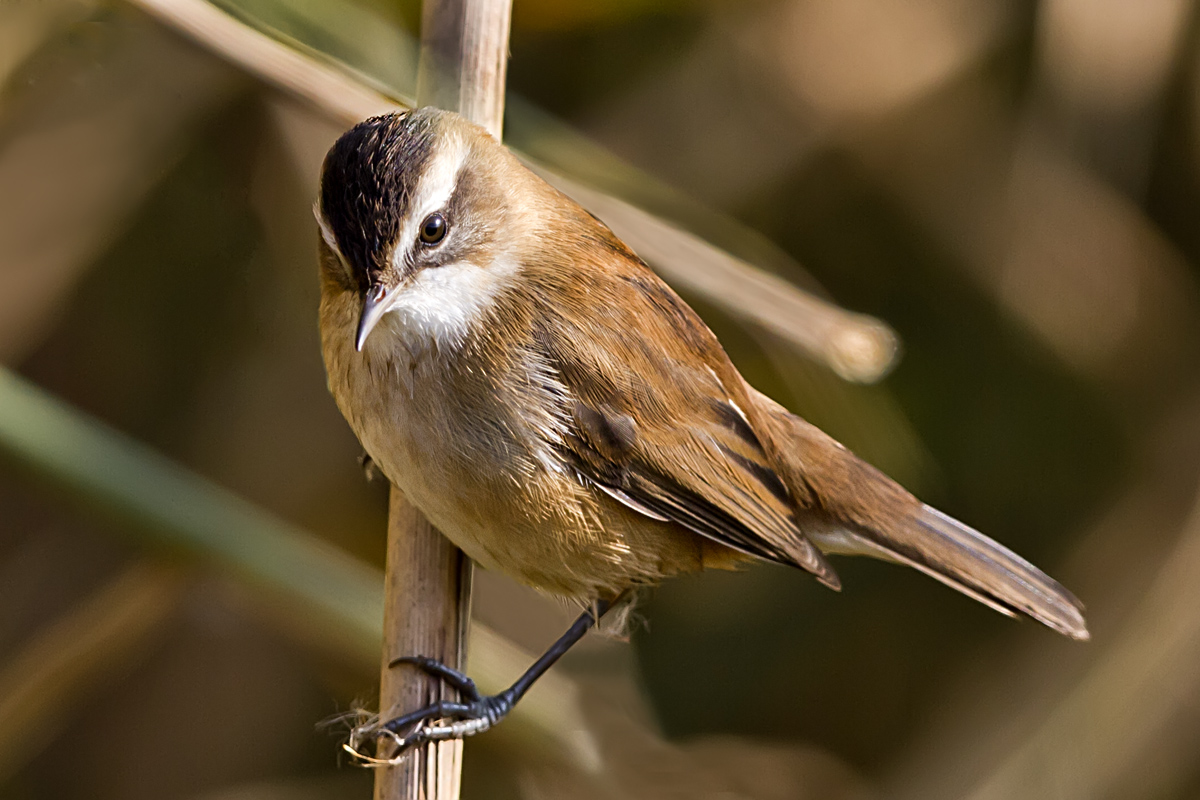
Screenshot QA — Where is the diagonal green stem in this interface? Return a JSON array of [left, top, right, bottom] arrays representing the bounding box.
[[0, 366, 384, 639]]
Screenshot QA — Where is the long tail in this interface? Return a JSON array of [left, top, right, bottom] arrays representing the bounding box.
[[747, 388, 1089, 641], [810, 505, 1089, 641]]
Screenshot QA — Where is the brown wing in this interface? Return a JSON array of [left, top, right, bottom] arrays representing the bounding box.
[[519, 195, 1084, 637], [525, 247, 840, 590]]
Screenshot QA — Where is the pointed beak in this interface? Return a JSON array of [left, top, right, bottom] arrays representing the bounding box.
[[355, 283, 389, 352]]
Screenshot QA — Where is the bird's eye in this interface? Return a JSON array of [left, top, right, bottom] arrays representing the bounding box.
[[419, 213, 448, 245]]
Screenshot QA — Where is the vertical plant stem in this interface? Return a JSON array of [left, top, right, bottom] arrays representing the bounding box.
[[417, 0, 513, 138], [373, 1, 512, 799], [375, 494, 470, 800]]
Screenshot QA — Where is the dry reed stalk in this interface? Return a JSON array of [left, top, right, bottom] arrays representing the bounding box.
[[372, 2, 512, 798], [128, 0, 899, 383]]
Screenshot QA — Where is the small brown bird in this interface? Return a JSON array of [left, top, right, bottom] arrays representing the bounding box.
[[316, 107, 1088, 749]]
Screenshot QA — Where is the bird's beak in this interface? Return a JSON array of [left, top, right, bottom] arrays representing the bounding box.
[[356, 283, 390, 352]]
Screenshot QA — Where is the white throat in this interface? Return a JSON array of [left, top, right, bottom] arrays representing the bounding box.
[[374, 256, 519, 356], [374, 130, 518, 356]]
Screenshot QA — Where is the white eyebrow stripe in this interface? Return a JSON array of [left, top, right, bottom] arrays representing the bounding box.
[[393, 130, 469, 271]]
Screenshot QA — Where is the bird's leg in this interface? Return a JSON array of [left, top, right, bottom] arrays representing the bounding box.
[[374, 600, 610, 751]]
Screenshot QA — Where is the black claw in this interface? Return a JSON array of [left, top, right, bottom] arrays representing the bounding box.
[[380, 700, 472, 734], [390, 655, 480, 701], [377, 691, 518, 751]]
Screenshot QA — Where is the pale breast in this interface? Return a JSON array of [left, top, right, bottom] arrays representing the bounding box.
[[319, 284, 714, 599], [323, 283, 569, 563]]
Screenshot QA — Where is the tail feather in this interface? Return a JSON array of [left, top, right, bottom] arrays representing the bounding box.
[[811, 505, 1089, 641], [745, 387, 1088, 640]]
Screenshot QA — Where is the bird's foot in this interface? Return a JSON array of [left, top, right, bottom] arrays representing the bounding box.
[[344, 605, 606, 766], [345, 657, 515, 764], [382, 656, 518, 744]]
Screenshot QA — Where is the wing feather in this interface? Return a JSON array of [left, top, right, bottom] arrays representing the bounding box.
[[523, 250, 840, 590]]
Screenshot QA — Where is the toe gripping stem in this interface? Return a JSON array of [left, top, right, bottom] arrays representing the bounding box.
[[373, 600, 610, 752]]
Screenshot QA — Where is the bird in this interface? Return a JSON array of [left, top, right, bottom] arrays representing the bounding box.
[[315, 106, 1088, 752]]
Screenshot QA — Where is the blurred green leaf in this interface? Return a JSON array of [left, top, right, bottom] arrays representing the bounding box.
[[0, 365, 383, 641], [0, 365, 598, 769]]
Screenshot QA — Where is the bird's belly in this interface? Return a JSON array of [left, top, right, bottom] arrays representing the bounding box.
[[360, 411, 721, 599], [356, 412, 515, 572], [325, 329, 734, 599]]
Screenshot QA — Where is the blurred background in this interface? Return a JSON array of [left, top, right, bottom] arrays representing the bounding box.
[[3, 0, 1200, 797]]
